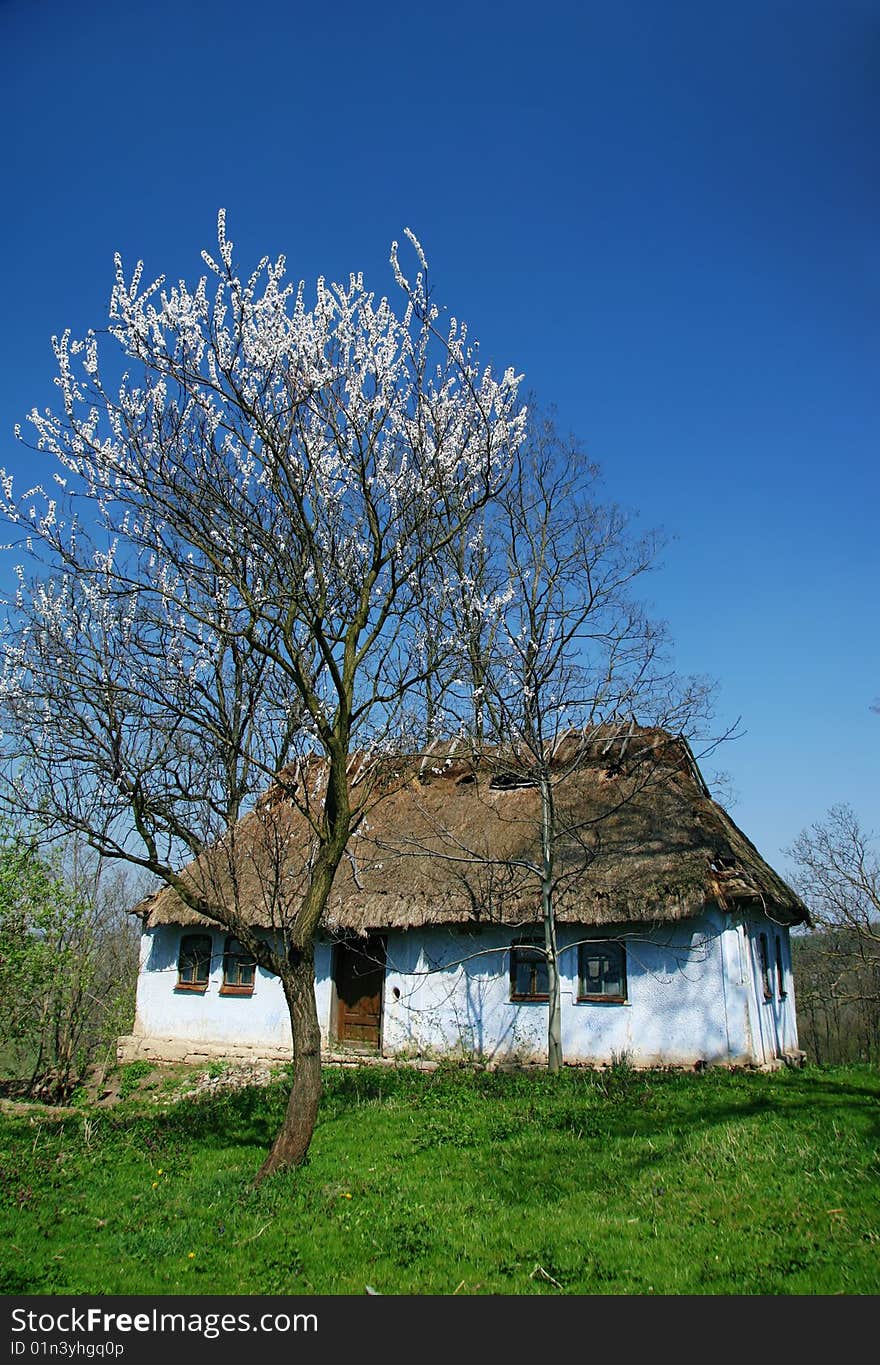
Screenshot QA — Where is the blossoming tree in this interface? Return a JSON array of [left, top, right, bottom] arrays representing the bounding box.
[[0, 214, 525, 1175]]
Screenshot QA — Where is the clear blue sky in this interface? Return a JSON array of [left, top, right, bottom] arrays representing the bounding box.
[[0, 0, 876, 877]]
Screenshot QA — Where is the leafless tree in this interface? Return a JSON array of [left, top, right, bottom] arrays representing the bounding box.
[[788, 805, 880, 950], [421, 408, 719, 1070], [787, 806, 880, 1058], [0, 216, 524, 1174]]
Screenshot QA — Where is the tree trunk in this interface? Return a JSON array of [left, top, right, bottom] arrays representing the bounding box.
[[539, 771, 563, 1073], [254, 946, 322, 1182], [545, 914, 563, 1073]]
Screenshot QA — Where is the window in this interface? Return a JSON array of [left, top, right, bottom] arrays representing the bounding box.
[[577, 941, 627, 1003], [510, 940, 549, 1001], [221, 936, 256, 995], [758, 932, 772, 1000], [775, 935, 787, 999], [177, 933, 212, 991]]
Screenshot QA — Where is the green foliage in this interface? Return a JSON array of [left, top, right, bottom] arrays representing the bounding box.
[[0, 831, 139, 1100], [118, 1062, 155, 1100], [0, 1062, 877, 1295]]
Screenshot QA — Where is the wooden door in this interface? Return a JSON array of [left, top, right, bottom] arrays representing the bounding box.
[[334, 936, 386, 1050]]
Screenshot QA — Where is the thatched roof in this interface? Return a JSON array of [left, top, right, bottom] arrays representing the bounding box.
[[138, 728, 807, 934]]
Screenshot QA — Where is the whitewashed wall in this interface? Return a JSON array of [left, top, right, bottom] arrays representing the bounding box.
[[121, 907, 799, 1067], [126, 927, 332, 1062], [740, 913, 800, 1064], [383, 911, 755, 1066]]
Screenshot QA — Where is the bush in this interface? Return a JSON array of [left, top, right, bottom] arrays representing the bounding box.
[[0, 833, 140, 1100]]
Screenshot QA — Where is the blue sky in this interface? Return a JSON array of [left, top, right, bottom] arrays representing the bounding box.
[[0, 0, 876, 875]]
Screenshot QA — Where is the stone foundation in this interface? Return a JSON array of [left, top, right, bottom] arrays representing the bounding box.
[[117, 1032, 806, 1073], [116, 1034, 292, 1067]]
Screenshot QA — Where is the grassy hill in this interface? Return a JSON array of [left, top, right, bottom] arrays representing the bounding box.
[[1, 1061, 878, 1295]]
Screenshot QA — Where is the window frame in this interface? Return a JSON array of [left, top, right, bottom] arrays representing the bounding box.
[[220, 935, 257, 996], [509, 938, 550, 1003], [774, 935, 787, 999], [176, 933, 213, 993], [758, 931, 773, 1000], [577, 940, 628, 1004]]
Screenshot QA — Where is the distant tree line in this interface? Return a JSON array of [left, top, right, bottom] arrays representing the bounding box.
[[791, 931, 880, 1064]]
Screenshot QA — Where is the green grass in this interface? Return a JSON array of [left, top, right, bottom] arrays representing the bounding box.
[[1, 1062, 878, 1295]]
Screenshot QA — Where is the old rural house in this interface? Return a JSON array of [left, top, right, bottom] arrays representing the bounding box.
[[118, 729, 807, 1070]]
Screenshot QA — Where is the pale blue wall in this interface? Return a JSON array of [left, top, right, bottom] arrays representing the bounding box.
[[382, 911, 740, 1066], [128, 908, 799, 1067], [132, 927, 332, 1054], [740, 914, 800, 1063]]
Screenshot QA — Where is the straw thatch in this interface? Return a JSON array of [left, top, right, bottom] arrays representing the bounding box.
[[137, 728, 807, 934]]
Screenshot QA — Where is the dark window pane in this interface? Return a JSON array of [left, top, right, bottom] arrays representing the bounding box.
[[223, 936, 256, 991], [510, 941, 548, 999], [178, 934, 212, 987], [759, 933, 772, 999], [578, 942, 626, 1000]]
